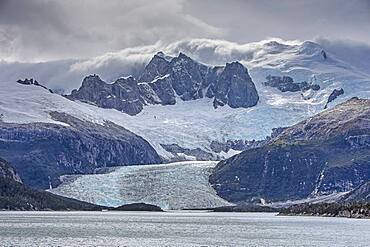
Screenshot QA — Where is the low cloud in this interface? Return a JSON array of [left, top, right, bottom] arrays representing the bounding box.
[[0, 38, 292, 92], [0, 0, 221, 62], [315, 38, 370, 74], [1, 0, 369, 63]]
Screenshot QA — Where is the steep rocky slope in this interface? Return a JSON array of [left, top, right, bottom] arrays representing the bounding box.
[[67, 52, 259, 115], [0, 158, 103, 210], [0, 157, 22, 183], [279, 202, 370, 219], [340, 181, 370, 203], [0, 112, 161, 189], [210, 98, 370, 203]]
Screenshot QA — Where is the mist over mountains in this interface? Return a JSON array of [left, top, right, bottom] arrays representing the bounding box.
[[1, 38, 370, 94]]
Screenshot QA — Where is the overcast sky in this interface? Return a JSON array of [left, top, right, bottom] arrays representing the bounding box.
[[0, 0, 369, 62]]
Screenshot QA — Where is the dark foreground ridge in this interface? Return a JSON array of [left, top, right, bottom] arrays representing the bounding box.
[[0, 157, 103, 210], [279, 202, 370, 219], [0, 177, 104, 211], [212, 204, 277, 213]]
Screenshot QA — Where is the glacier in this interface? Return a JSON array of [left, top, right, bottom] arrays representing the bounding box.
[[49, 161, 233, 210]]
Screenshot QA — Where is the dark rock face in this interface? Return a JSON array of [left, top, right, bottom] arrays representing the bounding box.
[[264, 75, 320, 93], [346, 135, 370, 149], [168, 53, 208, 100], [139, 75, 176, 105], [279, 202, 370, 219], [161, 143, 217, 161], [0, 158, 103, 210], [212, 204, 277, 212], [0, 112, 161, 189], [211, 144, 328, 202], [138, 52, 170, 83], [315, 162, 369, 194], [340, 181, 370, 203], [17, 78, 53, 93], [210, 139, 266, 154], [210, 98, 370, 203], [0, 157, 22, 183], [321, 50, 327, 60], [113, 202, 163, 211], [324, 88, 344, 108], [212, 62, 259, 108], [67, 52, 259, 115], [67, 75, 144, 115], [161, 139, 266, 161]]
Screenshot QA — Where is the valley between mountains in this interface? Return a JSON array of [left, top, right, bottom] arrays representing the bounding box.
[[0, 39, 369, 212]]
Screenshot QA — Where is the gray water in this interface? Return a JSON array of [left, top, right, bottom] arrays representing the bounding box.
[[0, 211, 369, 247]]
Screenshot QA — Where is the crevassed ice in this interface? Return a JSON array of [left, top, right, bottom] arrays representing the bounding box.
[[49, 161, 233, 210]]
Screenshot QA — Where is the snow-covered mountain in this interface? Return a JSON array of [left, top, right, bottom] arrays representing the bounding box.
[[210, 98, 370, 203], [1, 38, 370, 164]]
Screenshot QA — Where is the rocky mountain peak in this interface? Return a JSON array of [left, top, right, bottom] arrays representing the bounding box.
[[80, 74, 104, 87], [115, 76, 137, 86], [223, 61, 249, 76], [67, 74, 144, 115], [67, 52, 259, 115], [16, 78, 53, 93], [212, 61, 259, 108], [139, 53, 170, 83], [299, 41, 326, 58], [264, 75, 320, 93], [155, 51, 166, 58], [177, 52, 192, 60], [170, 52, 201, 69]]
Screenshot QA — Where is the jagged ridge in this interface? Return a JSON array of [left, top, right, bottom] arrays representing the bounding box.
[[67, 52, 259, 115]]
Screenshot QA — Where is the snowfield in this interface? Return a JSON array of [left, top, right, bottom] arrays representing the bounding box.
[[0, 80, 319, 159], [0, 39, 370, 160], [49, 161, 233, 210]]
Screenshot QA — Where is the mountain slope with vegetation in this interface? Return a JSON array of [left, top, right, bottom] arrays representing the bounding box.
[[0, 158, 103, 210], [279, 202, 370, 219], [210, 98, 370, 203], [0, 112, 161, 189]]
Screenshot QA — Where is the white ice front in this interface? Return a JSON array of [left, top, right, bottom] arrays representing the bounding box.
[[49, 161, 233, 210]]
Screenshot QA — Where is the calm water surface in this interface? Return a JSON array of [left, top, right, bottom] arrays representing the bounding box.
[[0, 211, 369, 247]]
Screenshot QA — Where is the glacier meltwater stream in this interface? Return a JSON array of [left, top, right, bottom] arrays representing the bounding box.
[[49, 161, 233, 210]]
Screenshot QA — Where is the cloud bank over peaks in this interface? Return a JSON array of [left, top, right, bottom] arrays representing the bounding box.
[[1, 37, 370, 93]]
